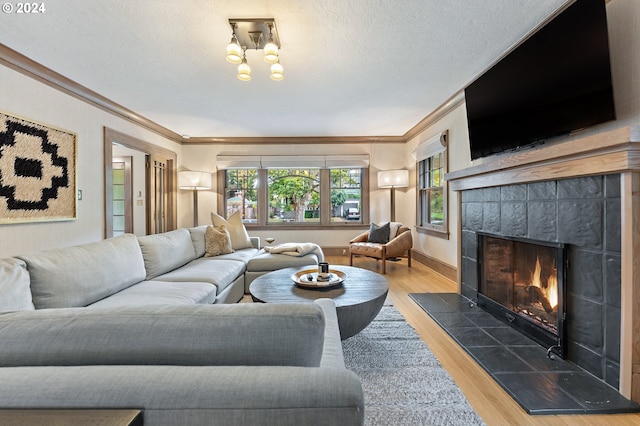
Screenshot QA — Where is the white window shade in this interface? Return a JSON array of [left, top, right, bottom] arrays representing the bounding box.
[[216, 156, 261, 170], [412, 131, 448, 161], [259, 156, 326, 169], [325, 155, 369, 168], [216, 155, 369, 170]]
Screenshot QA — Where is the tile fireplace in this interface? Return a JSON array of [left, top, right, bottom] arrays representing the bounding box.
[[446, 125, 640, 401], [477, 232, 567, 359]]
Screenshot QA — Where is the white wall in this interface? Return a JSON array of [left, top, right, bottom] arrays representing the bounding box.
[[0, 66, 180, 258], [401, 0, 640, 271]]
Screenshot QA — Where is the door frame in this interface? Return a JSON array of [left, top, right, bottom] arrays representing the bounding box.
[[103, 127, 177, 238]]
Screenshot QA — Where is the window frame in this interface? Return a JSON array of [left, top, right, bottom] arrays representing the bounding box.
[[217, 164, 369, 230], [415, 131, 449, 239]]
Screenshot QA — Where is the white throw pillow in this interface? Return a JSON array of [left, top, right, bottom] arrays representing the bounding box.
[[210, 211, 252, 250]]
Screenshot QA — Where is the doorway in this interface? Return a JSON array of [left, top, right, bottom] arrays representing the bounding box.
[[103, 128, 177, 238], [112, 156, 132, 236]]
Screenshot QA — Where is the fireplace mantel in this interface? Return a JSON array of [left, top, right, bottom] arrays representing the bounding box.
[[447, 126, 640, 191], [447, 125, 640, 402]]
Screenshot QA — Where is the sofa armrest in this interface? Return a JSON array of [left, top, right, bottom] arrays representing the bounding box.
[[314, 298, 344, 368], [0, 304, 326, 367], [385, 229, 413, 256], [250, 236, 260, 249]]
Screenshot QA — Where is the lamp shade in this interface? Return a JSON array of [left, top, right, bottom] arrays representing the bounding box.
[[378, 169, 409, 188], [237, 58, 251, 81], [263, 33, 279, 64], [270, 62, 284, 81], [178, 171, 212, 190], [226, 36, 243, 64]]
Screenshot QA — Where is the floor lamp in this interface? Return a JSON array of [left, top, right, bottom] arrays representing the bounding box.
[[378, 169, 409, 222], [178, 171, 212, 226]]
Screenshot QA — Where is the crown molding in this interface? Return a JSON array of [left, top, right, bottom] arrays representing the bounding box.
[[0, 44, 183, 143], [1, 42, 462, 146]]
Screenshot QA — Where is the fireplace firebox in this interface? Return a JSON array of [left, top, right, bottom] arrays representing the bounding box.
[[477, 232, 567, 358]]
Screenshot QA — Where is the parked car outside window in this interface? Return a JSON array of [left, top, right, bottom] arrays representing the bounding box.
[[346, 208, 360, 220]]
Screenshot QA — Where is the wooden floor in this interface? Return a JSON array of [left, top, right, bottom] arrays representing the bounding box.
[[330, 254, 640, 426]]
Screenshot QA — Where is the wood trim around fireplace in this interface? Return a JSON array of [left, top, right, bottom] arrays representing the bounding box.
[[447, 125, 640, 402], [446, 126, 640, 191]]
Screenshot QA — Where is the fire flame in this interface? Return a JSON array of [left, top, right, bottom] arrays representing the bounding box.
[[530, 257, 558, 309]]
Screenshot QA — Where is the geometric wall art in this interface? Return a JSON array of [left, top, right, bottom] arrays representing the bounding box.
[[0, 111, 77, 223]]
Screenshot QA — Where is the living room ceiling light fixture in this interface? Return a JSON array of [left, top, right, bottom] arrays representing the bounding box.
[[226, 18, 283, 81]]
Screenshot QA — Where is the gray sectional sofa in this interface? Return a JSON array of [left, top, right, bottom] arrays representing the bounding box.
[[0, 301, 364, 425], [1, 226, 321, 310], [0, 229, 362, 424]]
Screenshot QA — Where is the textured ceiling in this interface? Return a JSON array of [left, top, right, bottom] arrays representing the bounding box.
[[0, 0, 570, 138]]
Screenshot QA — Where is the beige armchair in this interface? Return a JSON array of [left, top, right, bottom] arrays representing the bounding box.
[[349, 225, 412, 274]]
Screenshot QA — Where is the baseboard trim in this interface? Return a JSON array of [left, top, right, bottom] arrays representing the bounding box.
[[324, 247, 457, 282], [410, 250, 457, 282], [323, 247, 351, 257]]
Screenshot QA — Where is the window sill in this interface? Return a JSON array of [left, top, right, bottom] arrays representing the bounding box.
[[417, 226, 450, 240]]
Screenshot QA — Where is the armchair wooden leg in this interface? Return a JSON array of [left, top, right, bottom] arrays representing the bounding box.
[[349, 252, 353, 266], [381, 249, 386, 274], [408, 249, 412, 268]]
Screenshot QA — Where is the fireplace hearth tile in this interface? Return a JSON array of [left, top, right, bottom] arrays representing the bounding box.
[[483, 326, 541, 346], [551, 372, 639, 413], [509, 346, 581, 373], [447, 326, 502, 347], [409, 292, 640, 415], [460, 311, 503, 327], [494, 372, 584, 414], [468, 346, 536, 373]]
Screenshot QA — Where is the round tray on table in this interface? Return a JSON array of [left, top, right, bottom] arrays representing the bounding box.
[[290, 268, 347, 288]]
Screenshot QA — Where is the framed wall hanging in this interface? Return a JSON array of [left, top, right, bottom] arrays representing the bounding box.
[[0, 111, 77, 224]]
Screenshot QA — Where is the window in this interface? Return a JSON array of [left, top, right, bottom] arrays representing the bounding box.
[[224, 169, 258, 223], [415, 131, 448, 237], [331, 168, 362, 222], [218, 156, 369, 228], [268, 168, 320, 223]]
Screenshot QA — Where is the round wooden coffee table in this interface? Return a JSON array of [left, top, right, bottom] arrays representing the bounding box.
[[249, 265, 389, 339]]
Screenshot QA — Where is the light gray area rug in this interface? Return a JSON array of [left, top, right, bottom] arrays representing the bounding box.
[[342, 302, 486, 426]]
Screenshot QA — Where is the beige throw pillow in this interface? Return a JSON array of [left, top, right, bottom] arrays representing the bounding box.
[[210, 211, 252, 250], [205, 225, 234, 257]]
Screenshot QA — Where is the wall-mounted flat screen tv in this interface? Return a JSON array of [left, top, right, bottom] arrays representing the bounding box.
[[464, 0, 615, 161]]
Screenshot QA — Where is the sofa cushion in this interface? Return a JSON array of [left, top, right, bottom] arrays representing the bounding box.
[[205, 225, 233, 257], [137, 229, 197, 280], [247, 250, 319, 272], [18, 234, 146, 309], [211, 211, 252, 250], [154, 258, 245, 294], [88, 281, 217, 307], [187, 225, 208, 258], [213, 247, 260, 264], [0, 258, 34, 311]]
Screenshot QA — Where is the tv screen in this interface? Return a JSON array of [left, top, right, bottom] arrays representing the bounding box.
[[464, 0, 616, 161]]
